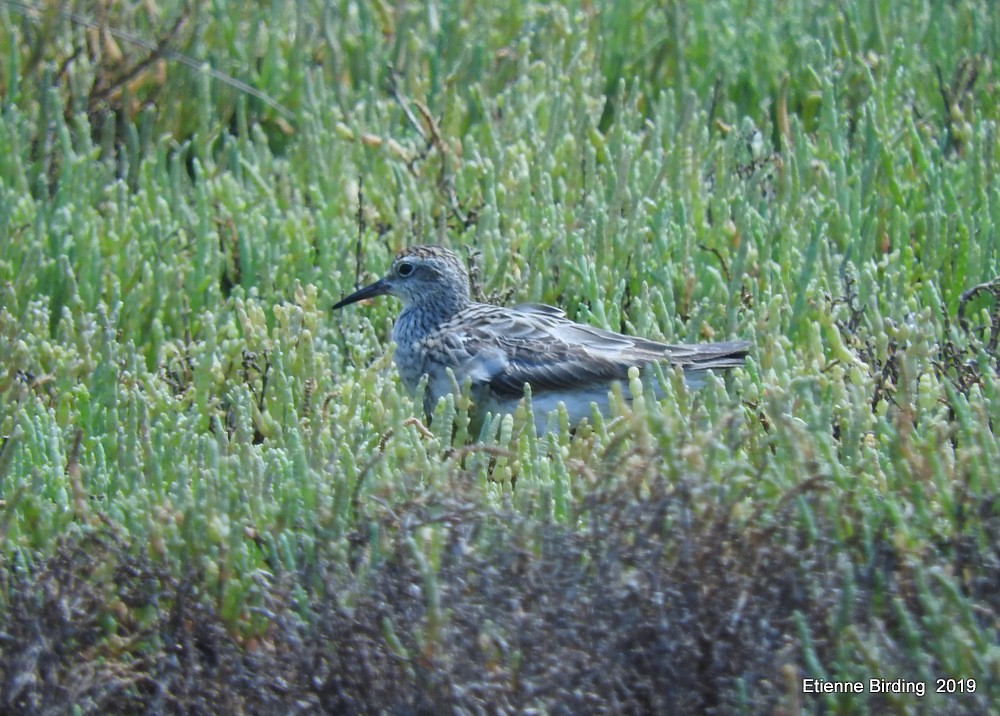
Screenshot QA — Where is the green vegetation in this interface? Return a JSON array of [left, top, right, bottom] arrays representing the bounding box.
[[1, 0, 998, 711]]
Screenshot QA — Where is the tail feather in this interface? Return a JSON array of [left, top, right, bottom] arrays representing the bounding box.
[[666, 340, 751, 371]]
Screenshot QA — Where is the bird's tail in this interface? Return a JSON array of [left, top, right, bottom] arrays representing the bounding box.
[[669, 340, 751, 371]]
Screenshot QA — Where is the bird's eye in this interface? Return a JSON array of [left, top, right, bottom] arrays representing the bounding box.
[[397, 261, 415, 277]]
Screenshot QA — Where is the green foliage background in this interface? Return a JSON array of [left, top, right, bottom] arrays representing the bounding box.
[[1, 0, 998, 711]]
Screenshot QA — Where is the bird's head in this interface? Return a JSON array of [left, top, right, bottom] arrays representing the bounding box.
[[332, 245, 471, 313]]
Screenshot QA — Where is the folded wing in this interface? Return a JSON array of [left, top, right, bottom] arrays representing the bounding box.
[[446, 303, 749, 399]]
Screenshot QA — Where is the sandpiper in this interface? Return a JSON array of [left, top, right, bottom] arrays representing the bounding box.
[[333, 245, 749, 434]]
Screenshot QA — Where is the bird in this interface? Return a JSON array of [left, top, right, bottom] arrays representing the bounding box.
[[333, 245, 749, 434]]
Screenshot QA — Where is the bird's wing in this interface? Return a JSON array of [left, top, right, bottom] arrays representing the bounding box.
[[439, 303, 751, 399], [440, 304, 671, 398], [510, 303, 567, 318]]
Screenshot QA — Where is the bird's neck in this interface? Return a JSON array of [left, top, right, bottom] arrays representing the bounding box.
[[396, 293, 468, 338]]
